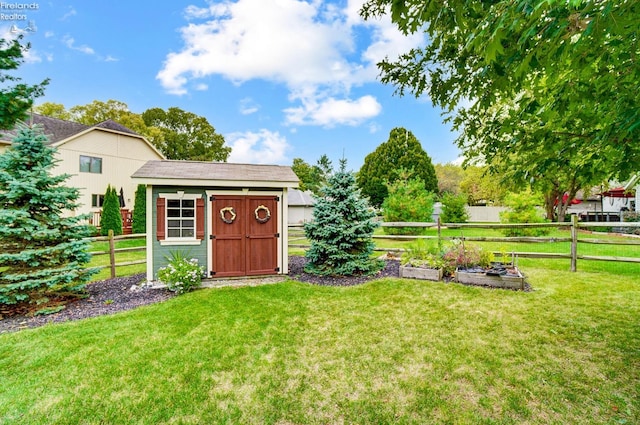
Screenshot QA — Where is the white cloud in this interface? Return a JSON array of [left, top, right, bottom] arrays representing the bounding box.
[[158, 0, 356, 93], [158, 0, 425, 126], [239, 97, 259, 115], [284, 92, 381, 127], [62, 35, 95, 55], [22, 48, 42, 63], [60, 7, 77, 21], [226, 129, 290, 164]]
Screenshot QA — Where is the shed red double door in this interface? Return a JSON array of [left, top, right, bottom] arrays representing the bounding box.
[[211, 195, 279, 277]]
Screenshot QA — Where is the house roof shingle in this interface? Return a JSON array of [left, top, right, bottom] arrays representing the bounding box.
[[132, 160, 299, 186], [288, 189, 316, 206], [0, 113, 141, 144], [94, 119, 140, 136]]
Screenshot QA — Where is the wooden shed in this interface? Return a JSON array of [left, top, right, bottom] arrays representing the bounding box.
[[132, 160, 298, 282]]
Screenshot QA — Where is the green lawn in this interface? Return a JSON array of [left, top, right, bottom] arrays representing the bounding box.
[[1, 265, 639, 423]]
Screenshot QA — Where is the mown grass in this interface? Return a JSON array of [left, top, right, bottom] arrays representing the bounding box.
[[1, 261, 639, 423]]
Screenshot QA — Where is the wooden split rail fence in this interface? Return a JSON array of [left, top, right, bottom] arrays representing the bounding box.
[[289, 216, 640, 272], [88, 230, 146, 278], [89, 218, 640, 276]]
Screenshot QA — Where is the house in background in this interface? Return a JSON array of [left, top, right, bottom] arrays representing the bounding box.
[[287, 189, 315, 224], [623, 173, 640, 213], [1, 114, 164, 226]]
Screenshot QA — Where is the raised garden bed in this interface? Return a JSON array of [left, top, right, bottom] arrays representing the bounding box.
[[455, 264, 525, 290], [399, 265, 443, 281]]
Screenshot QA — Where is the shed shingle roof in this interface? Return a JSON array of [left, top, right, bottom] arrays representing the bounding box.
[[132, 160, 299, 185]]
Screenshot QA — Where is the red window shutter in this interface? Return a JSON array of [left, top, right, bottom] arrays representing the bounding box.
[[156, 197, 166, 240], [196, 197, 205, 240]]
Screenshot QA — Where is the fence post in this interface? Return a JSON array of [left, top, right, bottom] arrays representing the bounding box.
[[108, 229, 116, 278], [437, 217, 442, 250], [570, 214, 578, 272]]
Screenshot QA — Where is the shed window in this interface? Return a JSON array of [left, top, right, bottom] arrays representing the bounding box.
[[157, 193, 205, 243], [80, 155, 102, 173], [167, 199, 195, 238]]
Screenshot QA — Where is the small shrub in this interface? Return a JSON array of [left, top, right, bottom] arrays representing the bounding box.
[[401, 239, 445, 269], [440, 193, 469, 223], [157, 251, 205, 294], [382, 175, 435, 235], [441, 241, 493, 276], [500, 190, 550, 237]]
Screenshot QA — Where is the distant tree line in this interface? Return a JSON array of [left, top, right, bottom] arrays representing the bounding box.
[[35, 100, 230, 162]]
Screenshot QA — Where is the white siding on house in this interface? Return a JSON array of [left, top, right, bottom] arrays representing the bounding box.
[[53, 130, 163, 216]]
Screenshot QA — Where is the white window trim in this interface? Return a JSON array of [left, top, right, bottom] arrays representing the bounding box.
[[158, 192, 202, 246]]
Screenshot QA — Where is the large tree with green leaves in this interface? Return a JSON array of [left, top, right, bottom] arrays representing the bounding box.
[[304, 159, 383, 276], [382, 174, 435, 235], [33, 102, 72, 121], [0, 36, 48, 129], [459, 166, 508, 206], [361, 0, 640, 217], [291, 154, 333, 195], [142, 107, 230, 161], [357, 127, 438, 207], [35, 100, 164, 146], [0, 124, 96, 305], [434, 163, 464, 196]]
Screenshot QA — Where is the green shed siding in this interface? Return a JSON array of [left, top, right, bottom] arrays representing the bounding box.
[[151, 186, 208, 280]]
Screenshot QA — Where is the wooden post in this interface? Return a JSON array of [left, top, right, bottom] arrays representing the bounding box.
[[108, 229, 116, 279], [570, 214, 578, 272], [437, 217, 442, 250]]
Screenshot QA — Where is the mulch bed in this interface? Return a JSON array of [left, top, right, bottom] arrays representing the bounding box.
[[0, 274, 175, 334], [288, 255, 400, 286], [1, 256, 529, 334]]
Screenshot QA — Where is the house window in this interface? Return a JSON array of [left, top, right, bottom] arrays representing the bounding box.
[[167, 199, 195, 238], [91, 194, 105, 208], [79, 155, 102, 173]]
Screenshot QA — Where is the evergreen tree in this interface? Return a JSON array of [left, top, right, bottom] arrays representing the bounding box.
[[100, 185, 123, 236], [0, 124, 96, 305], [357, 127, 438, 207], [304, 159, 383, 276], [132, 184, 146, 234]]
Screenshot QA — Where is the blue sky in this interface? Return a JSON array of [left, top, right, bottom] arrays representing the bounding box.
[[7, 0, 460, 170]]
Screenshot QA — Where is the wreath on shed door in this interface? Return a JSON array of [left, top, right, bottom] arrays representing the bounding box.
[[220, 206, 237, 224], [254, 205, 271, 223]]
